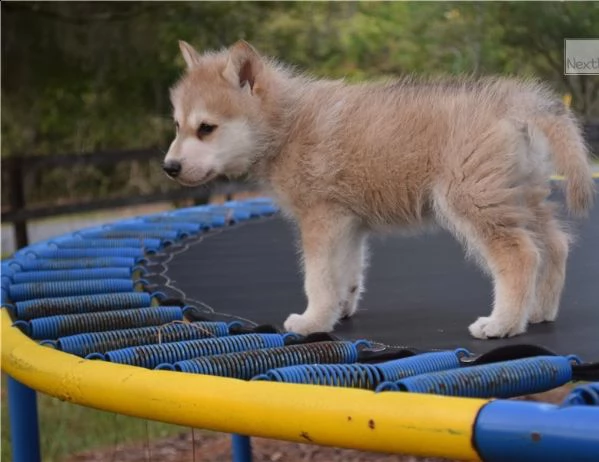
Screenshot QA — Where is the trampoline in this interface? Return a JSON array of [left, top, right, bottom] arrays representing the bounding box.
[[2, 179, 599, 462], [160, 196, 598, 358]]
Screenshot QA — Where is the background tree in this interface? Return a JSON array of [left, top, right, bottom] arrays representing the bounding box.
[[1, 2, 596, 208], [3, 1, 597, 159]]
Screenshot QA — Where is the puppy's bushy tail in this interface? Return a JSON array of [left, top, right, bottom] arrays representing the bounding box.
[[535, 111, 595, 216]]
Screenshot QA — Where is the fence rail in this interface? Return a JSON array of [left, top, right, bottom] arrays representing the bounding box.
[[1, 148, 258, 250]]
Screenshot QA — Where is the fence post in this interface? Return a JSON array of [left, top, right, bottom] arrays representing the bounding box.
[[9, 158, 29, 249]]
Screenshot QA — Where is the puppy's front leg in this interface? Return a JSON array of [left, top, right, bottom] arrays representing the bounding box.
[[284, 210, 360, 335]]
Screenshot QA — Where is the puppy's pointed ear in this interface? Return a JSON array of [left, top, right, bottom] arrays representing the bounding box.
[[179, 40, 201, 70], [223, 40, 263, 92]]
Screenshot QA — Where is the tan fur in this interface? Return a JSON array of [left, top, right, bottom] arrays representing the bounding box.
[[165, 41, 595, 339]]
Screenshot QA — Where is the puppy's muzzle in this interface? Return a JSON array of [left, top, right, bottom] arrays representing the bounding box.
[[162, 160, 182, 178]]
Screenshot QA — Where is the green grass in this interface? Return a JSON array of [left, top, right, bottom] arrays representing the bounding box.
[[1, 374, 189, 461]]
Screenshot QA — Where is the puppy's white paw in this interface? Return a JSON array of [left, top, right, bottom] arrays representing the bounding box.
[[469, 316, 526, 339], [284, 313, 333, 335]]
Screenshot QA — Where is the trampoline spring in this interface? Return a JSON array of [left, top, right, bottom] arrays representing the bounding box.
[[56, 321, 230, 357], [2, 276, 11, 293], [11, 268, 134, 284], [8, 257, 137, 272], [105, 333, 287, 369], [170, 211, 228, 227], [22, 247, 145, 260], [50, 238, 163, 251], [107, 222, 205, 235], [207, 206, 251, 222], [2, 262, 15, 280], [224, 199, 278, 216], [140, 215, 213, 228], [76, 229, 181, 242], [13, 292, 154, 321], [154, 320, 223, 343], [222, 205, 261, 219], [8, 279, 137, 302], [254, 349, 467, 389], [25, 306, 184, 340], [562, 383, 599, 406], [255, 363, 383, 389], [373, 349, 469, 381], [390, 356, 574, 398], [171, 341, 361, 379]]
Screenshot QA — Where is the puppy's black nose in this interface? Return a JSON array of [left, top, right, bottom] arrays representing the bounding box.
[[162, 160, 182, 178]]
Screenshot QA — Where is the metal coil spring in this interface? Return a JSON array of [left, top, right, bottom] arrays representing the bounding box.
[[253, 350, 468, 389], [55, 321, 230, 357], [256, 363, 383, 389], [107, 222, 204, 234], [224, 200, 277, 215], [206, 205, 243, 214], [562, 383, 599, 406], [224, 201, 278, 217], [2, 270, 11, 304], [170, 341, 360, 379], [22, 306, 184, 340], [141, 215, 213, 228], [2, 275, 11, 291], [78, 229, 181, 242], [105, 333, 287, 369], [389, 356, 574, 398], [22, 247, 146, 260], [11, 267, 133, 284], [14, 292, 153, 321], [170, 211, 228, 227], [2, 262, 15, 279], [50, 238, 162, 251], [207, 206, 252, 221], [8, 279, 136, 302], [9, 257, 137, 271], [374, 349, 469, 381]]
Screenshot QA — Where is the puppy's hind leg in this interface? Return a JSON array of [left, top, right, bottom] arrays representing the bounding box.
[[434, 120, 541, 339], [284, 208, 363, 335], [467, 228, 540, 338], [438, 195, 541, 338], [340, 235, 368, 319], [529, 203, 570, 323]]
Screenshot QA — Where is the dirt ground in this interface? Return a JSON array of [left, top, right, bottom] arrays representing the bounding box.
[[66, 432, 452, 462], [66, 387, 571, 462]]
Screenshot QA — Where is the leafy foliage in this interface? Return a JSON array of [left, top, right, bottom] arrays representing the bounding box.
[[2, 2, 597, 159]]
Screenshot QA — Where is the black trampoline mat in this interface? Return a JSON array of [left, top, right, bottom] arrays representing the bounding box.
[[166, 186, 599, 359]]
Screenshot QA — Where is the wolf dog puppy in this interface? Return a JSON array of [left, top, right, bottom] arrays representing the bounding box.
[[163, 40, 595, 339]]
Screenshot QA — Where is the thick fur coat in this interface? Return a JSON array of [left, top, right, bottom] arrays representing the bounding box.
[[164, 41, 595, 339]]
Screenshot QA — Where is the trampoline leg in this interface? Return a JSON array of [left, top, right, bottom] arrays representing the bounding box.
[[232, 434, 253, 462], [7, 376, 41, 462]]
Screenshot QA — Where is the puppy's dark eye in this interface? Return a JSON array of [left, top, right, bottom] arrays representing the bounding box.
[[197, 123, 217, 139]]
